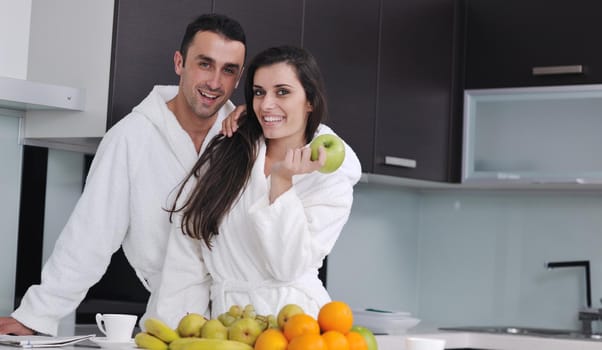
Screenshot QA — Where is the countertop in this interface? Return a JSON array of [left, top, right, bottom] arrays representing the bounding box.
[[1, 332, 600, 350]]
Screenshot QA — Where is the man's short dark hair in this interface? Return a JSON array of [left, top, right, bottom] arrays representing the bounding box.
[[179, 13, 246, 65]]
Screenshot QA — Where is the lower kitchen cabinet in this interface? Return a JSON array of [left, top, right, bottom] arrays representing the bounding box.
[[373, 0, 464, 182]]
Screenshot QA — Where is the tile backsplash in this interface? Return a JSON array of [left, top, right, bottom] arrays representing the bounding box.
[[328, 182, 602, 330]]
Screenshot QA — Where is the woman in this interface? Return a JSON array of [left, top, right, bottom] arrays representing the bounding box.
[[145, 46, 361, 327]]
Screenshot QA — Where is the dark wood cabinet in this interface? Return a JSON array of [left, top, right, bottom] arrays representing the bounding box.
[[303, 0, 380, 173], [465, 0, 602, 89], [107, 0, 213, 128], [373, 0, 464, 182], [215, 0, 304, 105]]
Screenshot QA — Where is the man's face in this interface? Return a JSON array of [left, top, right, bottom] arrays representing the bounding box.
[[174, 31, 245, 120]]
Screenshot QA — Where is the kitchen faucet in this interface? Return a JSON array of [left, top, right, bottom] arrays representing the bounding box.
[[546, 260, 599, 335]]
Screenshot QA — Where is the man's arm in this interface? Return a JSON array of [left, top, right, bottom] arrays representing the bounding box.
[[7, 128, 133, 336], [0, 317, 34, 335]]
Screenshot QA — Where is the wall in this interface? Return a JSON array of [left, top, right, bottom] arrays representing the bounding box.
[[24, 0, 114, 139], [43, 149, 85, 335], [328, 183, 421, 315], [0, 0, 31, 316], [328, 183, 602, 331]]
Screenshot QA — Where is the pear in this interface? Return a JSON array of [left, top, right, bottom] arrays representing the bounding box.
[[177, 313, 207, 337], [228, 317, 263, 346], [276, 304, 304, 329], [200, 319, 228, 340]]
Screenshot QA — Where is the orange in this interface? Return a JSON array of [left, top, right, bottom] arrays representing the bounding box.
[[345, 331, 368, 350], [322, 330, 350, 350], [287, 333, 327, 350], [254, 328, 287, 350], [318, 301, 354, 334], [283, 313, 321, 341]]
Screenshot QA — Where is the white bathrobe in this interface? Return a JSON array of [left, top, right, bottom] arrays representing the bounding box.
[[12, 86, 234, 336], [145, 128, 362, 329]]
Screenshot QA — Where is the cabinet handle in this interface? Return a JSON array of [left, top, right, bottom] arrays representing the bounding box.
[[532, 65, 583, 76], [384, 156, 417, 168]]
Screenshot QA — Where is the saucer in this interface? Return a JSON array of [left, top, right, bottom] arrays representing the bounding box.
[[90, 337, 136, 348]]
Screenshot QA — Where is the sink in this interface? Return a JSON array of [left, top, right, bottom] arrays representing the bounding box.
[[439, 326, 602, 341]]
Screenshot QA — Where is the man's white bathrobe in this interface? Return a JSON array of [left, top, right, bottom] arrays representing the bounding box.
[[11, 86, 234, 336], [145, 128, 362, 328]]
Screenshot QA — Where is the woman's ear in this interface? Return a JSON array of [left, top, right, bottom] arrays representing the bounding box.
[[306, 101, 313, 112]]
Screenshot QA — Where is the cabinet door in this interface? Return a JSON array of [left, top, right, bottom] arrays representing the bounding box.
[[465, 0, 602, 89], [107, 1, 213, 128], [215, 0, 304, 105], [374, 0, 462, 182], [303, 0, 380, 172]]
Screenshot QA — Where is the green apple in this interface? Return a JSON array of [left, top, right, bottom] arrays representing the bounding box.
[[177, 313, 207, 337], [228, 317, 263, 346], [276, 304, 305, 329], [200, 319, 228, 340], [350, 325, 379, 350], [310, 134, 346, 173]]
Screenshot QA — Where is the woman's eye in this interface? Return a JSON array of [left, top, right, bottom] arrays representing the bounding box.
[[253, 89, 264, 96], [277, 89, 290, 96]]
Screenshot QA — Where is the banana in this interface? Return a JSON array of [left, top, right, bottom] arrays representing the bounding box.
[[178, 338, 253, 350], [144, 318, 180, 343], [168, 337, 202, 350], [134, 332, 168, 350]]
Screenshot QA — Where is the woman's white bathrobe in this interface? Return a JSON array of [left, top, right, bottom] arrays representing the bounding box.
[[11, 86, 234, 336], [146, 128, 362, 328]]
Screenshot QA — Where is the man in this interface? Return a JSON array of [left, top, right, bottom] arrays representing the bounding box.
[[0, 13, 247, 336]]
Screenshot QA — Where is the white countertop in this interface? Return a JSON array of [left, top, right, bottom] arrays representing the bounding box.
[[2, 330, 601, 350], [376, 331, 602, 350]]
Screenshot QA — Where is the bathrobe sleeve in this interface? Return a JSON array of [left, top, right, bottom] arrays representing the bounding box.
[[247, 143, 361, 282], [142, 221, 212, 329], [11, 127, 134, 336]]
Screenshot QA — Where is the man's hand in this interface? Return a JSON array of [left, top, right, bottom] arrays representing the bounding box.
[[220, 105, 246, 137], [0, 317, 35, 335]]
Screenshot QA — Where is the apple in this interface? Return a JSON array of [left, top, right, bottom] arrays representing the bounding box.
[[200, 319, 228, 340], [177, 313, 207, 337], [350, 325, 378, 350], [310, 134, 346, 173], [228, 317, 263, 346], [277, 304, 305, 329]]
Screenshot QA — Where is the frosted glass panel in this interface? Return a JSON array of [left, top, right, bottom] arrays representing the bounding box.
[[463, 85, 602, 182], [0, 111, 22, 315]]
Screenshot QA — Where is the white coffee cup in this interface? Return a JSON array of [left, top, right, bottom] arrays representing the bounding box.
[[95, 313, 138, 342], [405, 337, 446, 350]]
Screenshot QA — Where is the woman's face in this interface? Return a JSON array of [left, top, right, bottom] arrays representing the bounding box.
[[252, 62, 312, 146]]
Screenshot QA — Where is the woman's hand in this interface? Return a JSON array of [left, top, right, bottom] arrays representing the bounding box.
[[220, 105, 246, 137], [269, 146, 326, 203]]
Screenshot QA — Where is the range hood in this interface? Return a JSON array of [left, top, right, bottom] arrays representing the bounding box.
[[0, 76, 85, 111]]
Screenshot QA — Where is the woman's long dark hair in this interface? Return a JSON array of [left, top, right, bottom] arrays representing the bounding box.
[[169, 46, 328, 248]]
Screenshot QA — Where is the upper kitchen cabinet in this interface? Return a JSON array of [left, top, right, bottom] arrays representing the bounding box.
[[465, 0, 602, 89], [215, 0, 304, 105], [108, 0, 213, 128], [303, 0, 380, 173], [373, 0, 464, 182]]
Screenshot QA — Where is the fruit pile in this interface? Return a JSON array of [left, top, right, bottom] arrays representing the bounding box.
[[135, 301, 377, 350]]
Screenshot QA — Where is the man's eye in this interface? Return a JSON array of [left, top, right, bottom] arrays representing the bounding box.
[[199, 62, 210, 68], [224, 67, 236, 75]]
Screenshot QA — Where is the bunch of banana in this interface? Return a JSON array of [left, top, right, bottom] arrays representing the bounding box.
[[135, 318, 180, 350], [170, 338, 253, 350]]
